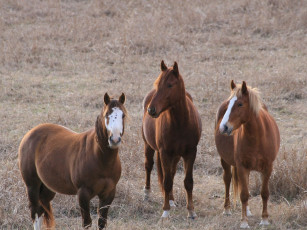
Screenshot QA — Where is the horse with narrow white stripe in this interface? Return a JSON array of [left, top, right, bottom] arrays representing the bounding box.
[[215, 80, 280, 228]]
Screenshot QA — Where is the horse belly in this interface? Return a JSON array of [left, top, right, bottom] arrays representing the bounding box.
[[36, 155, 77, 195]]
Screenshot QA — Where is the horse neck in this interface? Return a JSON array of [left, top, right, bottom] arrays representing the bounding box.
[[241, 110, 262, 139], [95, 116, 119, 163]]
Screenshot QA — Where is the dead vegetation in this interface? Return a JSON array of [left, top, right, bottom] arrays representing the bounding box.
[[0, 0, 306, 229]]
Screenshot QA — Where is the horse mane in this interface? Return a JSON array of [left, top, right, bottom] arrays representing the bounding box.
[[95, 115, 106, 148], [229, 84, 263, 115]]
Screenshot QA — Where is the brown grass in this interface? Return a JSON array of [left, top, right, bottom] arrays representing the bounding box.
[[0, 0, 306, 229]]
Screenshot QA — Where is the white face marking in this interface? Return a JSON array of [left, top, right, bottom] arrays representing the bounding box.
[[219, 96, 237, 132], [33, 213, 43, 230], [105, 107, 124, 145]]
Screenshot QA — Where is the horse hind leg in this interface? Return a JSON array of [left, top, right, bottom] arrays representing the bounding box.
[[259, 167, 273, 226], [26, 184, 44, 230], [144, 144, 155, 200], [39, 184, 56, 229], [183, 151, 197, 219], [221, 159, 232, 216], [169, 156, 180, 208]]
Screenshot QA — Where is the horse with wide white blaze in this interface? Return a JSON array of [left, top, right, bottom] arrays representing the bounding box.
[[142, 60, 202, 219], [215, 80, 280, 228], [18, 93, 127, 230]]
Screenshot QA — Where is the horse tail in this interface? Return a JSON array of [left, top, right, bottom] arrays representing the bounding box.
[[40, 202, 55, 229], [156, 152, 164, 192], [231, 166, 239, 207]]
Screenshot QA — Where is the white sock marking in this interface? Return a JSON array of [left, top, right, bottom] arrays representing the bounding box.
[[259, 218, 270, 226], [219, 96, 237, 132], [161, 210, 170, 218], [246, 206, 252, 216], [169, 200, 176, 207], [33, 214, 42, 230], [240, 220, 250, 229]]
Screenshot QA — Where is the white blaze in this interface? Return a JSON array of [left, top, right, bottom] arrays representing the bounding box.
[[219, 96, 237, 132], [105, 107, 123, 142]]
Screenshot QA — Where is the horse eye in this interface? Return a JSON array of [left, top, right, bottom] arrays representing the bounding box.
[[167, 84, 172, 88], [122, 114, 125, 118], [238, 103, 243, 107]]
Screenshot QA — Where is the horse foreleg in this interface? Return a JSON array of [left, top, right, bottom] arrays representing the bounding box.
[[160, 152, 173, 218], [144, 144, 155, 199], [78, 188, 92, 229], [221, 158, 232, 215], [169, 156, 180, 207], [237, 166, 250, 229], [98, 189, 116, 229], [183, 151, 197, 219], [260, 166, 273, 226]]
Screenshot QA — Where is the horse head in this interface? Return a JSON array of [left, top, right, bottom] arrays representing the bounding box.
[[147, 60, 185, 118], [100, 93, 127, 149], [219, 80, 255, 136]]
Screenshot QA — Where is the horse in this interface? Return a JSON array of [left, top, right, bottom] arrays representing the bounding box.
[[215, 80, 280, 228], [142, 60, 202, 219], [18, 93, 127, 230]]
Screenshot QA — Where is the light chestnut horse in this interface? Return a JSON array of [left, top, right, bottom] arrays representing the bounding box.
[[18, 93, 127, 230], [142, 61, 202, 219], [215, 81, 280, 228]]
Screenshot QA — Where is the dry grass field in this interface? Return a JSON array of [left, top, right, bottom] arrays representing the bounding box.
[[0, 0, 307, 229]]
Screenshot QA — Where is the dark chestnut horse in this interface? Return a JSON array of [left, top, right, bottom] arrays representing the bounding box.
[[18, 93, 127, 230], [142, 61, 202, 219], [215, 81, 280, 228]]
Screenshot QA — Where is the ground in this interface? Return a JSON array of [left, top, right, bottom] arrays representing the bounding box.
[[0, 0, 306, 229]]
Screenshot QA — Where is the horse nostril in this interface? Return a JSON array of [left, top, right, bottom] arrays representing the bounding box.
[[147, 107, 156, 116], [109, 136, 113, 142], [118, 137, 121, 143]]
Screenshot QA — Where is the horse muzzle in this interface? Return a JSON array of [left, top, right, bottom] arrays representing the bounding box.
[[108, 135, 122, 149], [147, 107, 160, 118], [219, 124, 233, 136]]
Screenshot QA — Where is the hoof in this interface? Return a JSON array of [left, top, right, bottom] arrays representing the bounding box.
[[169, 200, 176, 207], [259, 218, 270, 226], [187, 210, 197, 220], [161, 210, 170, 218], [240, 221, 250, 229], [246, 206, 253, 217], [223, 208, 232, 216], [143, 187, 150, 200]]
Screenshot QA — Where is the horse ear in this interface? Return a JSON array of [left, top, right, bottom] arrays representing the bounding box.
[[104, 93, 110, 105], [173, 61, 179, 77], [231, 80, 236, 90], [242, 81, 248, 95], [161, 60, 167, 71], [119, 93, 125, 104]]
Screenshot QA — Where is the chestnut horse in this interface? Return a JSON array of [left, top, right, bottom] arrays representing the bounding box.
[[18, 93, 127, 230], [215, 81, 280, 228], [142, 61, 202, 219]]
